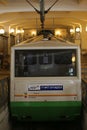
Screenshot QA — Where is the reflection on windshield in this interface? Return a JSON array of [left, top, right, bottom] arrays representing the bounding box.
[[15, 49, 77, 77]]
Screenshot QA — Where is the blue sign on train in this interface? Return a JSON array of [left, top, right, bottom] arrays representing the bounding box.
[[40, 85, 63, 90]]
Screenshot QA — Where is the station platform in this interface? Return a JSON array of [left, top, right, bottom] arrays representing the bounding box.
[[0, 106, 11, 130]]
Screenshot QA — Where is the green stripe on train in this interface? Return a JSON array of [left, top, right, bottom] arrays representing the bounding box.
[[10, 101, 82, 121]]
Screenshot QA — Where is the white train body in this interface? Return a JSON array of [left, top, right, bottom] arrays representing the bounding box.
[[10, 38, 81, 121]]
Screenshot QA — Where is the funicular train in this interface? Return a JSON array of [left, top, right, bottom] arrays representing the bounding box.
[[10, 37, 82, 121]]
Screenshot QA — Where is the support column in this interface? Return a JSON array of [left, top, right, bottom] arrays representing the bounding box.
[[4, 25, 10, 55], [15, 27, 19, 44], [81, 23, 87, 50]]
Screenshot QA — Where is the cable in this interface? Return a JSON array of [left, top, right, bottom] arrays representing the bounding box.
[[26, 0, 59, 29], [26, 0, 40, 13]]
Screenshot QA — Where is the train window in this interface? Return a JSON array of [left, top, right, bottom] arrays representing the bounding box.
[[54, 50, 72, 64], [15, 49, 77, 77], [39, 53, 52, 64], [24, 54, 36, 65], [54, 50, 76, 76]]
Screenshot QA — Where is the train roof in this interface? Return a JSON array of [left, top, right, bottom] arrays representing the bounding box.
[[12, 38, 79, 49]]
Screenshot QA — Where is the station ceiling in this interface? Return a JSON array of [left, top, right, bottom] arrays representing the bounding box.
[[0, 0, 87, 30]]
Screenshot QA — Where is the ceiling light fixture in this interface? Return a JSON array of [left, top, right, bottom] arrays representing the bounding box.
[[0, 28, 5, 34], [76, 27, 80, 32]]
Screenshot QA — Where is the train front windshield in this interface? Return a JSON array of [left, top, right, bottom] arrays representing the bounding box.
[[15, 49, 77, 77]]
